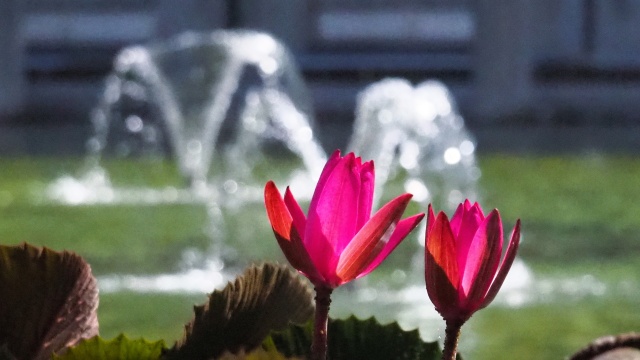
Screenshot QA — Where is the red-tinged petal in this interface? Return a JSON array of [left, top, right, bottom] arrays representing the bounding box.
[[460, 209, 503, 311], [264, 181, 321, 282], [425, 211, 460, 317], [449, 202, 465, 237], [480, 219, 521, 309], [358, 212, 425, 278], [455, 204, 485, 272], [284, 187, 306, 237], [308, 149, 342, 212], [306, 152, 360, 262], [427, 204, 436, 235], [356, 160, 375, 230], [335, 193, 413, 284]]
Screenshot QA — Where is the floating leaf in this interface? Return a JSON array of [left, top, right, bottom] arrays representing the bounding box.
[[53, 335, 166, 359], [164, 263, 314, 359], [217, 340, 303, 360], [269, 316, 444, 360], [569, 332, 640, 360], [0, 243, 99, 360]]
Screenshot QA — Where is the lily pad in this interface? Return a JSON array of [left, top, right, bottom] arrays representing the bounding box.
[[569, 332, 640, 360], [269, 316, 443, 360], [0, 243, 99, 360], [164, 262, 314, 359], [53, 335, 166, 359]]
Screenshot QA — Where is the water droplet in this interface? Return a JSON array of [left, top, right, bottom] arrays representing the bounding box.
[[459, 140, 475, 156], [125, 115, 144, 133], [443, 147, 461, 165]]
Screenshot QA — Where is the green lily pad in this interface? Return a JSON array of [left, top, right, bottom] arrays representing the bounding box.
[[164, 262, 314, 359], [0, 243, 98, 360], [269, 316, 443, 360], [53, 335, 166, 359], [216, 340, 303, 360]]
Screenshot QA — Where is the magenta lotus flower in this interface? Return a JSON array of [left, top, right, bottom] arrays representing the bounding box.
[[264, 150, 424, 289], [425, 200, 521, 324]]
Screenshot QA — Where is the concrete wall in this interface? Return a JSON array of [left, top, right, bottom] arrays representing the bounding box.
[[0, 0, 25, 117]]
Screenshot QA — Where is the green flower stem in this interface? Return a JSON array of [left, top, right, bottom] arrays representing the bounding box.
[[442, 319, 464, 360], [311, 285, 333, 360]]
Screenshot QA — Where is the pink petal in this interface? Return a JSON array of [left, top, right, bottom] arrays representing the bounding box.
[[335, 194, 413, 284], [455, 203, 485, 272], [426, 204, 436, 235], [449, 202, 465, 237], [356, 160, 375, 230], [358, 212, 424, 278], [480, 219, 521, 309], [425, 211, 460, 317], [459, 209, 503, 311], [264, 181, 321, 282], [284, 187, 306, 237], [306, 153, 360, 279], [308, 149, 342, 213]]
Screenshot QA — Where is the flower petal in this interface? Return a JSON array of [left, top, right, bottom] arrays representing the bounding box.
[[356, 160, 375, 230], [425, 211, 460, 316], [460, 209, 503, 310], [284, 187, 306, 237], [455, 203, 485, 273], [448, 202, 465, 237], [306, 153, 360, 272], [264, 181, 320, 282], [480, 219, 521, 309], [335, 193, 413, 284], [308, 149, 342, 213], [426, 204, 436, 235], [357, 212, 424, 278]]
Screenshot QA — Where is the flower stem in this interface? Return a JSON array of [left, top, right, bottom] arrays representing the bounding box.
[[442, 319, 464, 360], [311, 285, 333, 360]]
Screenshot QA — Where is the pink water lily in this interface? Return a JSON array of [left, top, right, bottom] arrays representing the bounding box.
[[264, 150, 424, 289], [425, 200, 521, 324], [265, 150, 424, 359]]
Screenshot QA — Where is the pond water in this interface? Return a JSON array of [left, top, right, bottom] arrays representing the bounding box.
[[2, 154, 639, 359]]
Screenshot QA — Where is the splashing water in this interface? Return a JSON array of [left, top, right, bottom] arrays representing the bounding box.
[[46, 30, 329, 296], [348, 78, 480, 210], [76, 29, 326, 201]]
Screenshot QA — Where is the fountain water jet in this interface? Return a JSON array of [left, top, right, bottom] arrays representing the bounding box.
[[342, 78, 533, 336], [348, 78, 480, 210], [83, 29, 326, 200], [46, 30, 329, 293]]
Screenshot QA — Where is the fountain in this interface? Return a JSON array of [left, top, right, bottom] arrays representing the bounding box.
[[48, 30, 326, 206], [46, 29, 330, 296], [348, 78, 480, 210]]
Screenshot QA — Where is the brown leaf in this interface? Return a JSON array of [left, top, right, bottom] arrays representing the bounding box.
[[164, 262, 313, 360], [0, 243, 99, 360], [569, 332, 640, 360]]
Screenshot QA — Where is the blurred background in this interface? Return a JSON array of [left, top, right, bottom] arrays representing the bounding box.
[[3, 0, 640, 153], [1, 1, 640, 360]]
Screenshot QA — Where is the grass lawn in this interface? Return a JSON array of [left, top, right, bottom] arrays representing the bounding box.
[[1, 154, 639, 358]]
